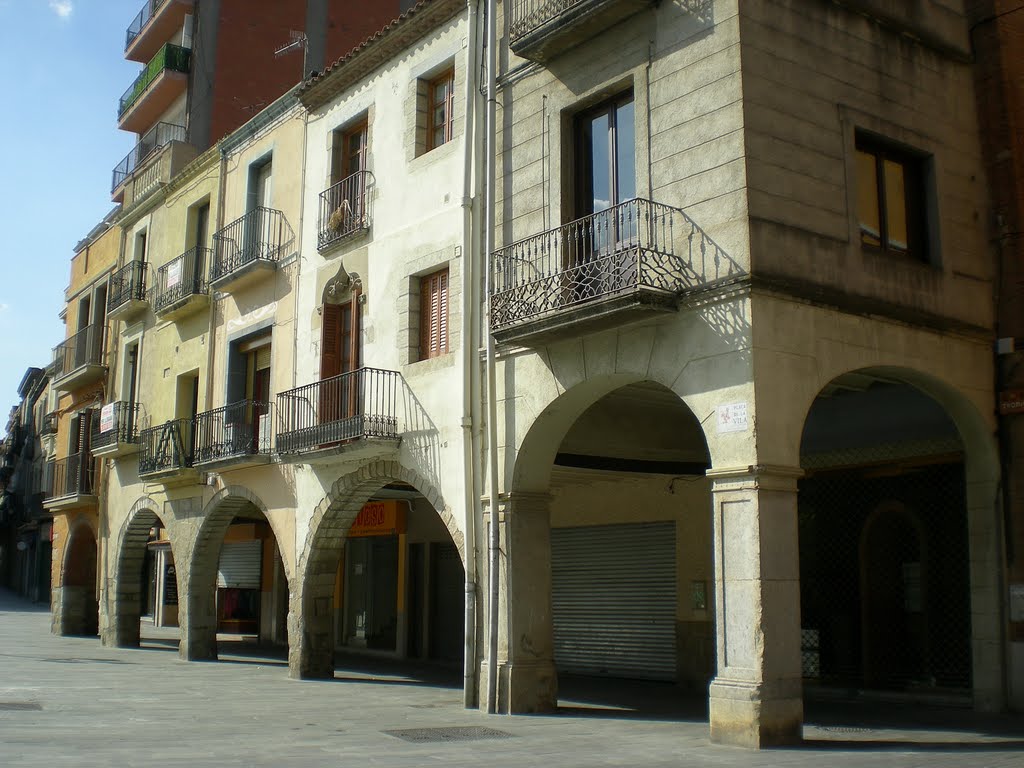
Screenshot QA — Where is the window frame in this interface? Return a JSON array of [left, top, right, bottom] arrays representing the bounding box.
[[426, 68, 455, 152], [855, 131, 929, 264]]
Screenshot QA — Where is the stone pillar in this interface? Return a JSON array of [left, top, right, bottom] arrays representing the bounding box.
[[707, 465, 803, 748], [288, 562, 336, 680], [178, 569, 218, 661], [485, 491, 558, 713], [51, 586, 97, 636]]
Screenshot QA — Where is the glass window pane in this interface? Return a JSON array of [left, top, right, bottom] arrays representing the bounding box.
[[615, 99, 636, 203], [856, 149, 881, 247], [589, 112, 611, 213], [883, 159, 908, 251]]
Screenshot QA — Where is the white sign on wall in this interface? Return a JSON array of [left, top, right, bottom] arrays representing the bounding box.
[[99, 403, 115, 434], [716, 402, 748, 433], [166, 259, 183, 289]]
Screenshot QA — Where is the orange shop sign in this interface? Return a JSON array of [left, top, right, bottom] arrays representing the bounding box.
[[349, 500, 406, 537], [1000, 389, 1024, 416]]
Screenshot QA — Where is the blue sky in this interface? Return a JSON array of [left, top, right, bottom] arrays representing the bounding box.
[[0, 1, 141, 427]]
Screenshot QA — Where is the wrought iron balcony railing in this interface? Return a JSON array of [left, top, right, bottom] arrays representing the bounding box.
[[139, 419, 195, 476], [50, 453, 95, 499], [118, 43, 191, 119], [194, 400, 273, 464], [108, 260, 148, 314], [154, 247, 209, 314], [91, 402, 141, 452], [125, 0, 170, 50], [509, 0, 587, 40], [318, 171, 372, 251], [276, 367, 400, 454], [111, 122, 186, 193], [52, 324, 106, 380], [212, 207, 292, 283], [39, 412, 58, 438], [490, 198, 743, 332]]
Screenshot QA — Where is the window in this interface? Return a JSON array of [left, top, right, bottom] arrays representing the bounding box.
[[855, 132, 928, 262], [575, 93, 636, 219], [419, 268, 449, 360], [332, 120, 368, 183], [427, 69, 455, 151]]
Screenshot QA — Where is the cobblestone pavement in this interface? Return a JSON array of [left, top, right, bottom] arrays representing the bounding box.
[[1, 589, 1022, 767]]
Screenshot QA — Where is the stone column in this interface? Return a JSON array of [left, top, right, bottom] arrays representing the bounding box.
[[51, 586, 97, 636], [486, 491, 558, 713], [178, 568, 218, 661], [707, 465, 803, 748], [288, 561, 336, 680], [100, 574, 140, 647]]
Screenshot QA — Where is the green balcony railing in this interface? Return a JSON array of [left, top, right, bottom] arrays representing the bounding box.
[[118, 43, 191, 119]]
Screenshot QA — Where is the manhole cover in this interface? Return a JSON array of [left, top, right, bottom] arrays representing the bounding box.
[[384, 726, 514, 743], [0, 702, 42, 711]]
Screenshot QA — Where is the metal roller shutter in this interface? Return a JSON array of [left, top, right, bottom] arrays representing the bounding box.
[[551, 522, 676, 680], [217, 540, 262, 589]]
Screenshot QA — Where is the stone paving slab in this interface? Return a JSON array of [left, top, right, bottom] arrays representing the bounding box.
[[1, 590, 1022, 767]]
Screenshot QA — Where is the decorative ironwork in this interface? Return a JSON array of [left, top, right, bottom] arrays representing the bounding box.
[[212, 207, 292, 282], [154, 247, 209, 314], [194, 400, 273, 464], [108, 261, 148, 314], [111, 122, 185, 192], [125, 0, 170, 50], [39, 412, 58, 438], [119, 43, 191, 119], [276, 367, 399, 453], [52, 324, 106, 380], [490, 198, 743, 331], [139, 419, 194, 476], [91, 402, 141, 452], [318, 171, 372, 251], [50, 454, 95, 499], [508, 0, 589, 40]]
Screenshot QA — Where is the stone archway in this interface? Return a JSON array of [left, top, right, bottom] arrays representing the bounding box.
[[105, 498, 181, 649], [291, 460, 460, 681], [180, 486, 289, 662], [53, 518, 99, 636]]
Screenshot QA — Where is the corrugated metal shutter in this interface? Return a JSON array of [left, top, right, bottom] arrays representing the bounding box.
[[551, 522, 676, 680], [255, 345, 271, 371], [217, 540, 262, 589]]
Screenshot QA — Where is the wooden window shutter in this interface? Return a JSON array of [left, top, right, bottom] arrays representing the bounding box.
[[320, 304, 343, 379], [419, 268, 449, 360], [438, 269, 449, 354]]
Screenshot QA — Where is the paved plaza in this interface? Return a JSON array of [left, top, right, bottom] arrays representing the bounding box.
[[1, 590, 1022, 767]]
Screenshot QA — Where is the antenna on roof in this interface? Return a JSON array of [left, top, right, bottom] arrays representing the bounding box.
[[274, 30, 308, 58]]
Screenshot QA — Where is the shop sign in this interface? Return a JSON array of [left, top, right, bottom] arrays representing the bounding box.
[[349, 500, 406, 537], [99, 403, 115, 433], [999, 389, 1024, 416]]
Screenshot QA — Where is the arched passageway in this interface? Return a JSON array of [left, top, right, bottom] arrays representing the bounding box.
[[294, 468, 465, 685], [56, 521, 98, 636], [181, 489, 289, 663], [107, 501, 181, 649], [798, 372, 979, 702]]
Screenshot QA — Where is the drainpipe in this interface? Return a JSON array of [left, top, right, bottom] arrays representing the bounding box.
[[205, 146, 230, 416], [460, 0, 482, 710], [293, 105, 310, 391], [483, 0, 500, 715]]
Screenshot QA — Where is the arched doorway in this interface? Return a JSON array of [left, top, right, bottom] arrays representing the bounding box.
[[183, 489, 289, 662], [798, 373, 973, 700], [109, 501, 181, 649], [295, 466, 465, 685], [507, 379, 713, 711], [57, 521, 98, 636]]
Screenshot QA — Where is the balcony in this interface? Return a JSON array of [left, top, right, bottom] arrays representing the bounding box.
[[154, 247, 209, 320], [118, 43, 191, 133], [112, 122, 195, 204], [125, 0, 195, 64], [91, 402, 142, 459], [276, 367, 400, 463], [507, 0, 656, 63], [490, 198, 744, 345], [42, 454, 97, 512], [317, 171, 373, 253], [194, 400, 273, 470], [39, 412, 58, 438], [211, 207, 293, 292], [52, 324, 106, 392], [107, 261, 149, 320], [138, 419, 195, 481]]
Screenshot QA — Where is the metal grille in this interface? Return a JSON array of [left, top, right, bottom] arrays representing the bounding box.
[[384, 726, 514, 743], [798, 459, 971, 694], [194, 400, 272, 464], [318, 171, 372, 251], [212, 207, 292, 283]]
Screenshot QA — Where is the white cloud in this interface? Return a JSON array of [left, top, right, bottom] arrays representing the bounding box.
[[49, 1, 72, 19]]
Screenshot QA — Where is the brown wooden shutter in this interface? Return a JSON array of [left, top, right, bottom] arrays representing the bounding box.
[[420, 274, 433, 360], [419, 269, 449, 360], [321, 304, 343, 379], [438, 269, 449, 354]]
